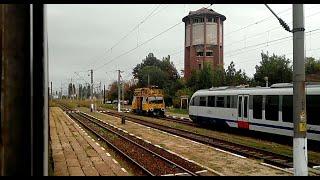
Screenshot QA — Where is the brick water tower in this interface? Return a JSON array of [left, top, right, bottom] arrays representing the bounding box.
[[182, 8, 226, 79]]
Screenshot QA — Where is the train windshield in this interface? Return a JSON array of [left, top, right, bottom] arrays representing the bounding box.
[[148, 97, 163, 104]]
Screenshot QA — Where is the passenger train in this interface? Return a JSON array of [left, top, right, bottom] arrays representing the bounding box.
[[189, 83, 320, 141]]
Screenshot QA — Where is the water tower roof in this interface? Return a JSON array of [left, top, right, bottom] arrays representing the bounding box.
[[182, 8, 226, 22]]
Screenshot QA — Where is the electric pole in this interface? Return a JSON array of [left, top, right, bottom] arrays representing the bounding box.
[[122, 80, 125, 108], [103, 84, 106, 104], [293, 4, 308, 176], [90, 69, 94, 112], [117, 70, 123, 112]]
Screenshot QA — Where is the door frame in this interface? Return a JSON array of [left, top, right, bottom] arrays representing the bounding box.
[[237, 95, 250, 129]]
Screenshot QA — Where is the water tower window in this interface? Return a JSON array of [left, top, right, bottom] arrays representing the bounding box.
[[193, 18, 199, 23], [199, 18, 204, 23], [206, 52, 213, 56], [197, 52, 204, 56], [207, 18, 213, 22]]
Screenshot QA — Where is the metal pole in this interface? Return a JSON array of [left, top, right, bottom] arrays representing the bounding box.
[[292, 4, 308, 176], [117, 70, 121, 112], [122, 81, 125, 109], [103, 84, 106, 104], [90, 69, 94, 112]]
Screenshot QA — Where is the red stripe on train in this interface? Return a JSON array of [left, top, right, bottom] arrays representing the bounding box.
[[237, 120, 249, 129]]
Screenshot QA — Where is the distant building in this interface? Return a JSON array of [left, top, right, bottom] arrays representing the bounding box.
[[182, 8, 226, 79]]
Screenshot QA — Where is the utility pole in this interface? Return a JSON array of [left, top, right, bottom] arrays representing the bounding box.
[[117, 70, 123, 112], [103, 84, 106, 104], [90, 69, 94, 112], [122, 81, 125, 108], [148, 74, 150, 87], [293, 4, 308, 176]]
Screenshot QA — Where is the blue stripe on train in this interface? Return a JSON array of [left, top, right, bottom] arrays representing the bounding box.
[[189, 115, 320, 135]]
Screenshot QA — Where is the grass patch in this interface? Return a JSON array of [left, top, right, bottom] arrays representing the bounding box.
[[166, 108, 188, 115]]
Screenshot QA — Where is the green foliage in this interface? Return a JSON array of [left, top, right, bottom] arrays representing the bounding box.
[[305, 57, 320, 75], [198, 63, 213, 89], [254, 51, 293, 86], [132, 53, 181, 106], [212, 64, 226, 87], [225, 61, 249, 86]]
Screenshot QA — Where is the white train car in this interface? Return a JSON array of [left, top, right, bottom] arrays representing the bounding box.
[[189, 83, 320, 141]]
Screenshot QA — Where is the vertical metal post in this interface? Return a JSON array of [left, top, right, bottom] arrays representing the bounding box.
[[103, 84, 106, 104], [293, 4, 308, 176], [117, 70, 121, 112], [122, 81, 124, 109], [90, 69, 94, 112], [147, 74, 150, 87]]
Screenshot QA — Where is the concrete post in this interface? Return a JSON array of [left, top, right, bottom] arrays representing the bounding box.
[[292, 4, 308, 176]]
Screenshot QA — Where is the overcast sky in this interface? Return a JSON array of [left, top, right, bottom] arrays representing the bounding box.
[[47, 4, 320, 94]]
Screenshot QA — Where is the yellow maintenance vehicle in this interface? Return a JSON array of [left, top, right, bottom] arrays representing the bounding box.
[[131, 86, 165, 116]]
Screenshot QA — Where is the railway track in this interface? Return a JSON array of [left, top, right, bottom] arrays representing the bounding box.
[[96, 109, 320, 174], [59, 104, 211, 176]]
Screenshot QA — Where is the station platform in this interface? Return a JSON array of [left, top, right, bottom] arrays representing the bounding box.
[[49, 107, 129, 176]]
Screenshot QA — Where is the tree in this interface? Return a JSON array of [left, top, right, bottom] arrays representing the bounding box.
[[198, 63, 213, 89], [212, 64, 226, 87], [254, 52, 292, 86], [305, 57, 320, 75], [132, 53, 181, 106], [225, 61, 249, 86]]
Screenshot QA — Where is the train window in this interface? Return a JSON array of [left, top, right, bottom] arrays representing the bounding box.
[[244, 96, 248, 118], [193, 96, 200, 106], [199, 96, 207, 106], [231, 96, 237, 108], [226, 96, 231, 108], [216, 96, 224, 107], [208, 96, 215, 107], [238, 96, 242, 118], [282, 95, 293, 123], [307, 95, 320, 125], [265, 95, 279, 121], [253, 95, 263, 119]]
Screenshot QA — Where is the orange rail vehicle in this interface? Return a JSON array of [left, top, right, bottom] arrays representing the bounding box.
[[131, 87, 165, 116]]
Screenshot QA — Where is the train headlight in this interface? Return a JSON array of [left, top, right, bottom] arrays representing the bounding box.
[[150, 108, 154, 111], [161, 108, 165, 111]]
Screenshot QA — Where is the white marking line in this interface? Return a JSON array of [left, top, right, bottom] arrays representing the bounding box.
[[196, 170, 208, 174], [174, 172, 189, 176], [91, 139, 95, 142], [106, 153, 111, 157], [261, 162, 293, 174], [112, 159, 119, 164], [313, 165, 320, 169], [88, 135, 91, 138], [95, 142, 100, 146], [121, 168, 127, 173], [129, 133, 135, 136], [144, 140, 151, 144], [101, 147, 105, 151], [155, 145, 162, 148], [214, 148, 246, 159]]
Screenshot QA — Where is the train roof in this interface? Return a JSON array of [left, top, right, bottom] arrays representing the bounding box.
[[192, 83, 320, 96]]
